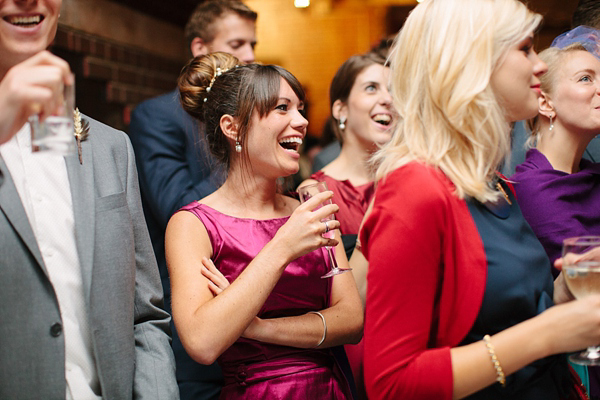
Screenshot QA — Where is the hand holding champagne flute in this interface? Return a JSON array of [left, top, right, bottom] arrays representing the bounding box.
[[298, 181, 351, 278], [562, 236, 600, 365]]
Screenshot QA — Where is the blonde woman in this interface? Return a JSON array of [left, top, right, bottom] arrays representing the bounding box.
[[511, 26, 600, 399], [360, 0, 600, 399], [512, 26, 600, 272]]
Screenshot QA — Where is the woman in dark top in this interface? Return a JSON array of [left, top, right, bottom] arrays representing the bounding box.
[[360, 0, 600, 399]]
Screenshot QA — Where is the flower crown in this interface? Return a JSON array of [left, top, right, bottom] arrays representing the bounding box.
[[204, 65, 239, 103], [551, 25, 600, 60]]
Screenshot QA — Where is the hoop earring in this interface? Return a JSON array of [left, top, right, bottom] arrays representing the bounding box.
[[235, 141, 242, 153], [548, 115, 554, 132], [339, 117, 346, 130]]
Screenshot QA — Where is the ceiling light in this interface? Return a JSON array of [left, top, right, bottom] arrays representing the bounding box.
[[295, 0, 310, 8]]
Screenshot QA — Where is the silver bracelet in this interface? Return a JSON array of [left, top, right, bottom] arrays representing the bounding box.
[[309, 311, 327, 348]]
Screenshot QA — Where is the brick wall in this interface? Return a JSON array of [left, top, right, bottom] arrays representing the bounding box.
[[50, 25, 183, 131]]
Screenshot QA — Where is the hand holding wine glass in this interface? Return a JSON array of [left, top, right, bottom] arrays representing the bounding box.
[[298, 181, 352, 278], [561, 236, 600, 365]]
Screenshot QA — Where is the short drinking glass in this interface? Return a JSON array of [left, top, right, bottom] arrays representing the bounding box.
[[29, 80, 75, 155]]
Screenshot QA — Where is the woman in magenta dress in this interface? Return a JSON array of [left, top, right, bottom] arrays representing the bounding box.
[[299, 52, 394, 399], [165, 52, 363, 399]]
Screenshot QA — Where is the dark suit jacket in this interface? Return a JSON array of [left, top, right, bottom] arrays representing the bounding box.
[[129, 89, 223, 397], [0, 116, 178, 399]]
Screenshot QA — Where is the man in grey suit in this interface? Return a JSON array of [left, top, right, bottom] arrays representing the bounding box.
[[0, 0, 178, 398]]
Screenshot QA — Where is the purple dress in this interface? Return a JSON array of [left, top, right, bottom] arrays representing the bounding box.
[[511, 148, 600, 273], [511, 148, 600, 400], [179, 202, 353, 399]]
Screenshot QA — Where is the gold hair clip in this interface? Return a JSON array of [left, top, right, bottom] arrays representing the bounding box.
[[204, 65, 240, 103]]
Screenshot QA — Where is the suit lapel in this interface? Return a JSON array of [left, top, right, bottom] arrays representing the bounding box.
[[65, 138, 95, 300], [0, 157, 47, 275]]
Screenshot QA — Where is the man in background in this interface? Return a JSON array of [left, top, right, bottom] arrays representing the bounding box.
[[129, 1, 257, 398], [0, 0, 177, 398]]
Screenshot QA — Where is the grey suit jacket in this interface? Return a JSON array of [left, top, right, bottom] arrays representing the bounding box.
[[0, 116, 178, 399]]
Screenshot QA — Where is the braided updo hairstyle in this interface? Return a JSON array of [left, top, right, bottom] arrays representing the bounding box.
[[178, 52, 306, 170]]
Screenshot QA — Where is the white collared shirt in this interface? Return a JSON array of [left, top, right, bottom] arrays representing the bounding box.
[[0, 125, 101, 399]]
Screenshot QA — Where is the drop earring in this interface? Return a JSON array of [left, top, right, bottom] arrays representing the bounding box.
[[548, 114, 554, 132], [339, 117, 346, 130], [235, 140, 242, 153]]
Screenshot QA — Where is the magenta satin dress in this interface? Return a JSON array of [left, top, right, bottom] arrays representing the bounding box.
[[179, 202, 353, 399]]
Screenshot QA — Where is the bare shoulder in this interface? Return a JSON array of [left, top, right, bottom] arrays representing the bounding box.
[[166, 210, 207, 241], [166, 209, 213, 262]]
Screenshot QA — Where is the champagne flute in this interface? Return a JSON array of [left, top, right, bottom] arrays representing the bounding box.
[[562, 236, 600, 365], [298, 181, 351, 278]]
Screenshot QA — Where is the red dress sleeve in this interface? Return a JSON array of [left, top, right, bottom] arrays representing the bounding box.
[[360, 163, 486, 399]]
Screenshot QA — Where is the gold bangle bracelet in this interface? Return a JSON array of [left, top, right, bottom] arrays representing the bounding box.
[[308, 311, 327, 348], [483, 334, 506, 387]]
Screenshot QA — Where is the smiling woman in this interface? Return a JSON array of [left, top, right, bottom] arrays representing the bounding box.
[[510, 26, 600, 399], [512, 26, 600, 270], [297, 52, 395, 399], [300, 52, 393, 240], [166, 51, 363, 399]]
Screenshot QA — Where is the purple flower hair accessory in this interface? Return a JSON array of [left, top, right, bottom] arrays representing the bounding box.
[[551, 25, 600, 60]]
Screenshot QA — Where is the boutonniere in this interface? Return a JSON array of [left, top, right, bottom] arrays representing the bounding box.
[[73, 107, 90, 165]]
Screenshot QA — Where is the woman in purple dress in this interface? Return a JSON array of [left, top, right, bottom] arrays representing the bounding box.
[[510, 26, 600, 398], [165, 52, 363, 399], [511, 26, 600, 275]]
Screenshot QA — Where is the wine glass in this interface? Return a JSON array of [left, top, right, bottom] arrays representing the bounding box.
[[562, 236, 600, 365], [298, 181, 351, 278]]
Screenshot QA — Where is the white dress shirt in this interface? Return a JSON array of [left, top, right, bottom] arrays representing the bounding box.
[[0, 125, 101, 399]]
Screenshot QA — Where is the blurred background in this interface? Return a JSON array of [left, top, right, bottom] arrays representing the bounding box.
[[53, 0, 577, 137]]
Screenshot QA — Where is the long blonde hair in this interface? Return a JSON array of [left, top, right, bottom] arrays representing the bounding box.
[[373, 0, 542, 202]]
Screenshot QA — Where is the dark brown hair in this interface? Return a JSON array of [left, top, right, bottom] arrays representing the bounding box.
[[178, 52, 305, 170], [572, 0, 600, 29], [184, 0, 257, 51], [329, 52, 386, 142]]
